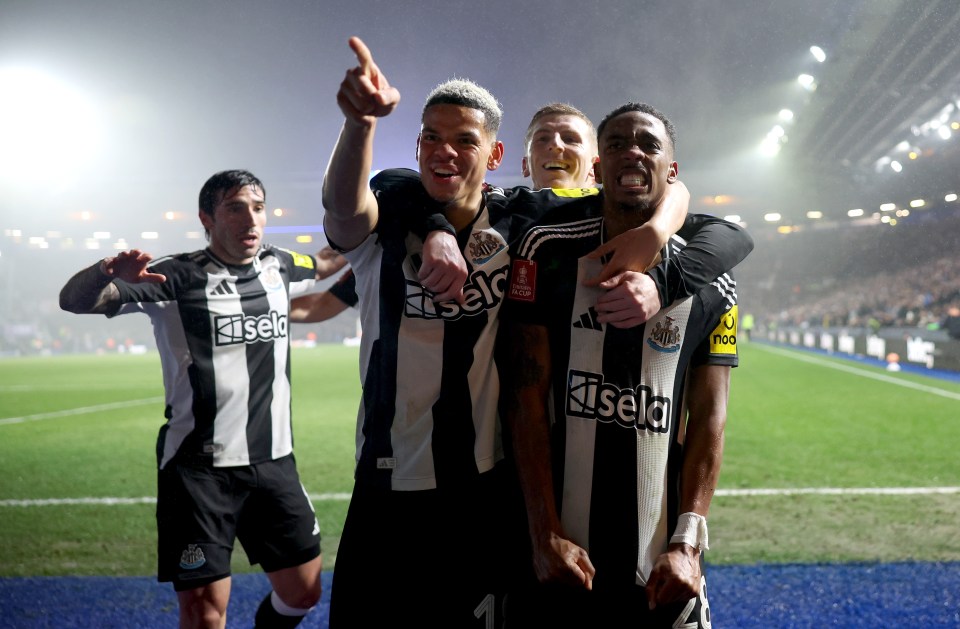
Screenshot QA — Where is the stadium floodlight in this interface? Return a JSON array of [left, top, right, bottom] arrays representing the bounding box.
[[890, 160, 903, 172], [764, 212, 782, 222], [797, 74, 816, 90], [759, 138, 780, 157], [952, 122, 960, 130], [296, 235, 313, 244], [946, 193, 958, 202], [141, 232, 159, 239], [810, 46, 826, 63], [273, 208, 284, 217], [779, 109, 794, 121], [937, 126, 951, 140], [724, 214, 742, 223], [895, 140, 910, 151], [908, 151, 918, 160], [848, 208, 864, 217], [880, 203, 896, 211], [806, 210, 823, 219], [909, 199, 925, 208], [164, 212, 176, 220], [0, 66, 102, 184]]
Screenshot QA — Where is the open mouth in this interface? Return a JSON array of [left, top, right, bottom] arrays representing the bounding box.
[[543, 161, 569, 172], [432, 167, 458, 180], [617, 169, 649, 189]]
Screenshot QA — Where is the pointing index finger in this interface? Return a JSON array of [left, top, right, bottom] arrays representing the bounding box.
[[348, 36, 375, 74]]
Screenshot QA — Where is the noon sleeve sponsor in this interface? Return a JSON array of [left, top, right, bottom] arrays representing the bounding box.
[[709, 304, 738, 356]]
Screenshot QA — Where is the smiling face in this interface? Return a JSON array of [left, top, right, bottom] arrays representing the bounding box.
[[595, 110, 678, 214], [198, 183, 266, 265], [417, 103, 503, 214], [522, 113, 597, 190]]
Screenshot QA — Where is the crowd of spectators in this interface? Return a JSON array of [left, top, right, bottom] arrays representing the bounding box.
[[736, 206, 960, 339]]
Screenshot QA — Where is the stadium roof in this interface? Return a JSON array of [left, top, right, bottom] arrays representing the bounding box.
[[1, 0, 959, 257]]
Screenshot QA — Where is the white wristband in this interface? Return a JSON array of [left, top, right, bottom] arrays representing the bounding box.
[[670, 512, 709, 552]]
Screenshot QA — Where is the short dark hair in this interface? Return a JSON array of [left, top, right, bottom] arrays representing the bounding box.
[[198, 170, 265, 217], [596, 102, 676, 154], [422, 79, 503, 138], [524, 103, 596, 151]]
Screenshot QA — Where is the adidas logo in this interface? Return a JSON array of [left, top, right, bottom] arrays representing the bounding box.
[[210, 280, 235, 296], [573, 307, 602, 331]]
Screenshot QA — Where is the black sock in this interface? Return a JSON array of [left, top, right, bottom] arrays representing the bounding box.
[[254, 592, 307, 629]]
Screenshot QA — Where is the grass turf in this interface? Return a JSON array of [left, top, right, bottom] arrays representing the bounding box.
[[1, 342, 958, 577]]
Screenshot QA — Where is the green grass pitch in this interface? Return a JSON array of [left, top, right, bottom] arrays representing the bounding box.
[[1, 342, 958, 577]]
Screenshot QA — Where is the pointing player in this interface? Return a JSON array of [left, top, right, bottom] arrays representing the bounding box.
[[59, 170, 324, 629], [320, 36, 748, 627]]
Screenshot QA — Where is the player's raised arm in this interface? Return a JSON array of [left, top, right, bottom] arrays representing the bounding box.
[[322, 36, 401, 252], [59, 249, 166, 315]]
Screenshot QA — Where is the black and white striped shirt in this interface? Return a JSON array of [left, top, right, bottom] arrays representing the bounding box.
[[111, 245, 317, 469], [504, 199, 739, 587]]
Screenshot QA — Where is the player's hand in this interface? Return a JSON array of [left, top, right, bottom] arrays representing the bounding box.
[[645, 543, 701, 609], [583, 223, 662, 285], [337, 36, 400, 124], [531, 531, 596, 591], [103, 250, 166, 284], [418, 230, 466, 304], [314, 246, 348, 280], [594, 271, 661, 328]]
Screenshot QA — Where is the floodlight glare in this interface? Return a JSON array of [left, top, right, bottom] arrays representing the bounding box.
[[890, 160, 903, 172], [848, 209, 864, 217], [937, 126, 951, 140], [880, 203, 896, 211], [0, 66, 102, 183], [797, 74, 815, 88], [779, 109, 794, 121], [946, 193, 958, 202], [909, 199, 925, 208], [810, 46, 826, 63], [763, 212, 782, 222]]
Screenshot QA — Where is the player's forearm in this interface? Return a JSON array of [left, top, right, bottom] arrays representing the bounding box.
[[289, 292, 350, 323], [322, 120, 379, 250], [500, 323, 563, 543], [648, 180, 689, 244], [59, 261, 119, 315], [679, 365, 730, 515], [650, 214, 754, 308]]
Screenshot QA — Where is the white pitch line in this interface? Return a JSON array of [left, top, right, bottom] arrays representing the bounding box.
[[0, 397, 165, 426], [755, 344, 960, 401], [715, 487, 960, 497], [1, 488, 956, 507], [0, 493, 354, 507]]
